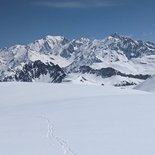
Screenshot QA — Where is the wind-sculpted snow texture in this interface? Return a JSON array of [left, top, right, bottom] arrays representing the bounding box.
[[0, 83, 155, 155], [1, 34, 155, 86]]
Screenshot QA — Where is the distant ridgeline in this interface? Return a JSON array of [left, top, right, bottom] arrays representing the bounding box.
[[0, 34, 155, 86]]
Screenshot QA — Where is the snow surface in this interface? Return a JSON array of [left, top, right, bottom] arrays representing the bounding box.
[[135, 75, 155, 92], [0, 83, 155, 155], [64, 73, 143, 86]]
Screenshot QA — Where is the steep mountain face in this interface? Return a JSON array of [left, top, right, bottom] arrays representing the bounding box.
[[1, 60, 66, 83], [0, 34, 155, 86], [64, 34, 155, 75], [103, 33, 155, 59]]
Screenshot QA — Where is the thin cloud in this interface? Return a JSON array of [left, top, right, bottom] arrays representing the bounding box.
[[142, 32, 153, 37], [34, 0, 120, 9]]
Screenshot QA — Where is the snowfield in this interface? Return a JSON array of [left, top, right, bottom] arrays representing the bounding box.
[[0, 82, 155, 155], [135, 75, 155, 92]]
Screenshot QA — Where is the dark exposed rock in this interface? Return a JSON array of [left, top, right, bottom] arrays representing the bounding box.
[[3, 60, 66, 83], [114, 81, 137, 87], [78, 66, 151, 80], [106, 33, 155, 59]]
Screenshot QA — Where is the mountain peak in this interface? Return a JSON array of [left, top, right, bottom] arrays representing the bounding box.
[[110, 33, 121, 38], [44, 35, 66, 41], [110, 33, 130, 40], [43, 35, 70, 45]]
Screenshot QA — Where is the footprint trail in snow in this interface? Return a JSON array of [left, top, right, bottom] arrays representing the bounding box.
[[40, 115, 76, 155]]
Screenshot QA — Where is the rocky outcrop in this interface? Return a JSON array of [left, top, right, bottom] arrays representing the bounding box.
[[2, 60, 66, 83], [78, 66, 150, 80]]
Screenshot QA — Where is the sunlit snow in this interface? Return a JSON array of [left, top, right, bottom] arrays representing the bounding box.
[[0, 82, 155, 155]]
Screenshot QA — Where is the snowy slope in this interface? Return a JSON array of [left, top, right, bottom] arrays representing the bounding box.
[[135, 75, 155, 92], [0, 83, 155, 155], [64, 73, 143, 86]]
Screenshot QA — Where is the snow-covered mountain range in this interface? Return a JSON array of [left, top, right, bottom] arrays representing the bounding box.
[[1, 33, 155, 86]]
